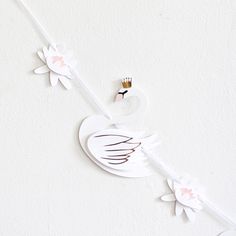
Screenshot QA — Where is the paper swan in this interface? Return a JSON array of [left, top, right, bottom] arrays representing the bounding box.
[[79, 78, 159, 177]]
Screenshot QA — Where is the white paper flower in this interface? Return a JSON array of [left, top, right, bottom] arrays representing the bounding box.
[[34, 44, 77, 89], [161, 177, 203, 222]]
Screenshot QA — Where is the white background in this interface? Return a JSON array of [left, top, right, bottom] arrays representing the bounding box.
[[0, 0, 236, 235]]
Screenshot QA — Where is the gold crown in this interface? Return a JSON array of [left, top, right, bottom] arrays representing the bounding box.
[[122, 78, 132, 88]]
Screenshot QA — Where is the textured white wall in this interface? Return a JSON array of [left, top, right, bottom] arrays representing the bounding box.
[[0, 0, 236, 235]]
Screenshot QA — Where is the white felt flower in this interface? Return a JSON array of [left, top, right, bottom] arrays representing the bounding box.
[[161, 177, 203, 222], [34, 44, 77, 89]]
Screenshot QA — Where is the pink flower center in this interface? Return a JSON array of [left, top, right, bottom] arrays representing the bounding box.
[[180, 188, 194, 199], [52, 56, 65, 67]]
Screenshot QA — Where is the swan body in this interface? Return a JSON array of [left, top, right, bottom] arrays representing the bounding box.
[[79, 79, 159, 177], [79, 115, 158, 177]]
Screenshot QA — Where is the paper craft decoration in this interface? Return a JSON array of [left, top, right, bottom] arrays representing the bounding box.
[[112, 77, 148, 125], [115, 77, 132, 101], [79, 115, 159, 177], [34, 45, 76, 89], [16, 0, 236, 235], [79, 78, 158, 177], [161, 177, 203, 222]]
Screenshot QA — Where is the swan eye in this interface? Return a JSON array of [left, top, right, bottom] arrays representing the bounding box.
[[118, 90, 128, 96]]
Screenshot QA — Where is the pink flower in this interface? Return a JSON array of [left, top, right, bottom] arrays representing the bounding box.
[[161, 177, 203, 222], [34, 44, 77, 89]]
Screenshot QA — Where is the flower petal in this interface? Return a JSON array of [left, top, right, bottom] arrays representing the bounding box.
[[161, 193, 176, 202], [34, 65, 50, 74], [37, 51, 46, 63], [59, 76, 72, 90], [50, 71, 59, 87], [184, 207, 196, 222], [167, 179, 174, 191], [175, 202, 184, 216], [43, 47, 49, 57]]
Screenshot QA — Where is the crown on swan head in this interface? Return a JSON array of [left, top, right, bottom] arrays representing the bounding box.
[[122, 78, 132, 88]]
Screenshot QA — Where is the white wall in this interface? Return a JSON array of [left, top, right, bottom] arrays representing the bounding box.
[[0, 0, 235, 235]]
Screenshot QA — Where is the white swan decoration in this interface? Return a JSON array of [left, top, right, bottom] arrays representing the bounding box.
[[79, 78, 159, 177]]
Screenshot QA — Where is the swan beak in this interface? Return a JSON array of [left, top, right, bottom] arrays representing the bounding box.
[[115, 93, 124, 102], [114, 89, 128, 102]]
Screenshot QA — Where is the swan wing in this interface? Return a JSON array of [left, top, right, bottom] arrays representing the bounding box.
[[87, 129, 154, 176]]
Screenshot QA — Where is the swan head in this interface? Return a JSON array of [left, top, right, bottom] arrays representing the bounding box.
[[115, 78, 133, 102], [113, 77, 148, 125]]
